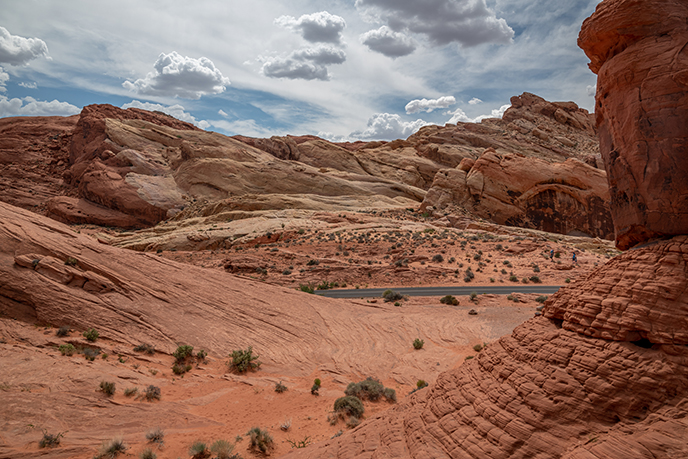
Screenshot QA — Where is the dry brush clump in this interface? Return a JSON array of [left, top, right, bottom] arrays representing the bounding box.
[[227, 347, 261, 373]]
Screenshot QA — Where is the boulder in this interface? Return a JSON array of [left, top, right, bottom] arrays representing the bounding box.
[[579, 0, 688, 250]]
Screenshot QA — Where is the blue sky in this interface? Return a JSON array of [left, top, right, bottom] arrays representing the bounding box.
[[0, 0, 601, 141]]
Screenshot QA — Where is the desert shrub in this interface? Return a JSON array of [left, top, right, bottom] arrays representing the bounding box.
[[521, 277, 529, 284], [210, 439, 239, 459], [59, 343, 75, 356], [554, 252, 561, 258], [196, 349, 207, 361], [473, 344, 483, 352], [65, 257, 78, 266], [465, 355, 474, 360], [533, 264, 540, 272], [95, 437, 127, 459], [306, 259, 319, 266], [536, 295, 548, 303], [345, 377, 383, 401], [565, 278, 571, 283], [140, 448, 157, 459], [228, 347, 261, 373], [440, 295, 458, 305], [299, 284, 314, 294], [124, 387, 138, 397], [133, 343, 155, 355], [382, 289, 404, 303], [509, 274, 518, 282], [145, 427, 164, 445], [56, 326, 70, 337], [334, 396, 365, 419], [317, 280, 334, 290], [83, 328, 99, 342], [432, 254, 444, 263], [189, 441, 210, 459], [100, 381, 116, 397], [529, 275, 542, 283], [39, 430, 64, 448], [172, 363, 191, 375], [383, 387, 397, 402], [282, 269, 292, 275], [506, 294, 519, 303], [346, 416, 361, 428], [275, 381, 287, 393], [83, 347, 99, 361], [311, 378, 321, 395], [142, 385, 161, 401], [416, 380, 428, 389], [173, 344, 194, 362], [470, 291, 478, 301], [413, 338, 424, 350], [287, 436, 312, 449], [247, 427, 274, 454]]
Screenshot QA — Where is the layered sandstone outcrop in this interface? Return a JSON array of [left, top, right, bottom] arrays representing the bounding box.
[[421, 148, 614, 239], [283, 1, 688, 458], [579, 0, 688, 250]]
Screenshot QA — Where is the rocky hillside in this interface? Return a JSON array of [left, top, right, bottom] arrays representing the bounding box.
[[1, 92, 612, 242], [283, 1, 688, 457]]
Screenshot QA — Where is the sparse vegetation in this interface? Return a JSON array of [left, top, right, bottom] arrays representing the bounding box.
[[210, 439, 240, 459], [83, 328, 99, 342], [275, 381, 287, 393], [440, 295, 458, 305], [39, 430, 64, 448], [413, 338, 424, 350], [473, 344, 483, 352], [228, 347, 261, 373], [145, 427, 164, 446], [65, 257, 78, 266], [470, 291, 478, 301], [311, 378, 321, 395], [416, 380, 428, 389], [382, 289, 404, 303], [196, 349, 207, 362], [247, 427, 274, 454], [299, 284, 315, 294], [124, 387, 138, 397], [141, 385, 161, 401], [529, 275, 542, 283], [536, 295, 548, 303], [139, 448, 157, 459], [94, 437, 127, 459], [432, 254, 444, 262], [173, 344, 194, 362], [333, 396, 365, 420], [287, 436, 312, 449], [99, 381, 116, 397], [133, 343, 155, 355], [83, 347, 99, 361], [56, 326, 70, 337], [59, 343, 75, 356], [344, 377, 396, 402], [189, 441, 210, 459], [172, 363, 192, 375]]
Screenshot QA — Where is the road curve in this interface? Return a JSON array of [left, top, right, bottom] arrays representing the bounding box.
[[317, 285, 562, 299]]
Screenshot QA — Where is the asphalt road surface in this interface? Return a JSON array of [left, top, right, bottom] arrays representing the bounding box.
[[317, 285, 562, 299]]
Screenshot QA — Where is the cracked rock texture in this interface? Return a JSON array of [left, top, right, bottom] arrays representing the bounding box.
[[579, 0, 688, 250]]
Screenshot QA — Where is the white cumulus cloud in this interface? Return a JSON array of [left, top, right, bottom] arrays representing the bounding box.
[[122, 100, 209, 129], [262, 46, 346, 81], [19, 81, 37, 89], [350, 113, 431, 140], [586, 84, 596, 97], [0, 67, 8, 92], [123, 51, 230, 99], [355, 0, 514, 47], [468, 97, 482, 105], [446, 103, 510, 124], [405, 95, 456, 114], [275, 11, 346, 44], [0, 95, 80, 117], [360, 26, 416, 58], [0, 26, 49, 66]]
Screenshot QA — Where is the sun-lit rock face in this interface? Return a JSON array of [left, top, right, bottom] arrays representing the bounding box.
[[579, 0, 688, 250]]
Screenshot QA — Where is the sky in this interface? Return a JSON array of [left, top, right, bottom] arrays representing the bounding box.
[[0, 0, 601, 141]]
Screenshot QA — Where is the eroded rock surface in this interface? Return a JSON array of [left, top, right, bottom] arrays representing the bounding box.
[[579, 0, 688, 250], [421, 148, 613, 239]]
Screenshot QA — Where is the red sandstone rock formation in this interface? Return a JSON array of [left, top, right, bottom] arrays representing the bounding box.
[[579, 0, 688, 250], [421, 148, 614, 239]]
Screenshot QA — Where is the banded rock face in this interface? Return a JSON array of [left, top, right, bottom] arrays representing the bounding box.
[[579, 0, 688, 250], [421, 148, 613, 239]]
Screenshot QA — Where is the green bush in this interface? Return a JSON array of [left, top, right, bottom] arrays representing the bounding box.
[[509, 275, 518, 282], [383, 387, 397, 402], [83, 328, 99, 342], [59, 343, 75, 356], [228, 347, 261, 373], [145, 427, 164, 445], [565, 278, 571, 283], [299, 284, 315, 294], [535, 295, 548, 303], [333, 396, 365, 419], [140, 448, 157, 459], [247, 427, 274, 454], [210, 439, 238, 459], [416, 380, 428, 389], [529, 275, 542, 283], [439, 295, 458, 305], [311, 378, 321, 395], [413, 338, 424, 350], [275, 381, 287, 393], [196, 349, 207, 361], [382, 289, 404, 303], [173, 344, 194, 362], [473, 344, 483, 352], [470, 291, 478, 301], [172, 363, 191, 375], [142, 385, 161, 401]]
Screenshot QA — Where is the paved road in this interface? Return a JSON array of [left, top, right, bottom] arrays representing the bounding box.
[[317, 285, 561, 299]]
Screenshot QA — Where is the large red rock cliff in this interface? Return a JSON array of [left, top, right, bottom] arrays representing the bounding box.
[[579, 0, 688, 250]]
